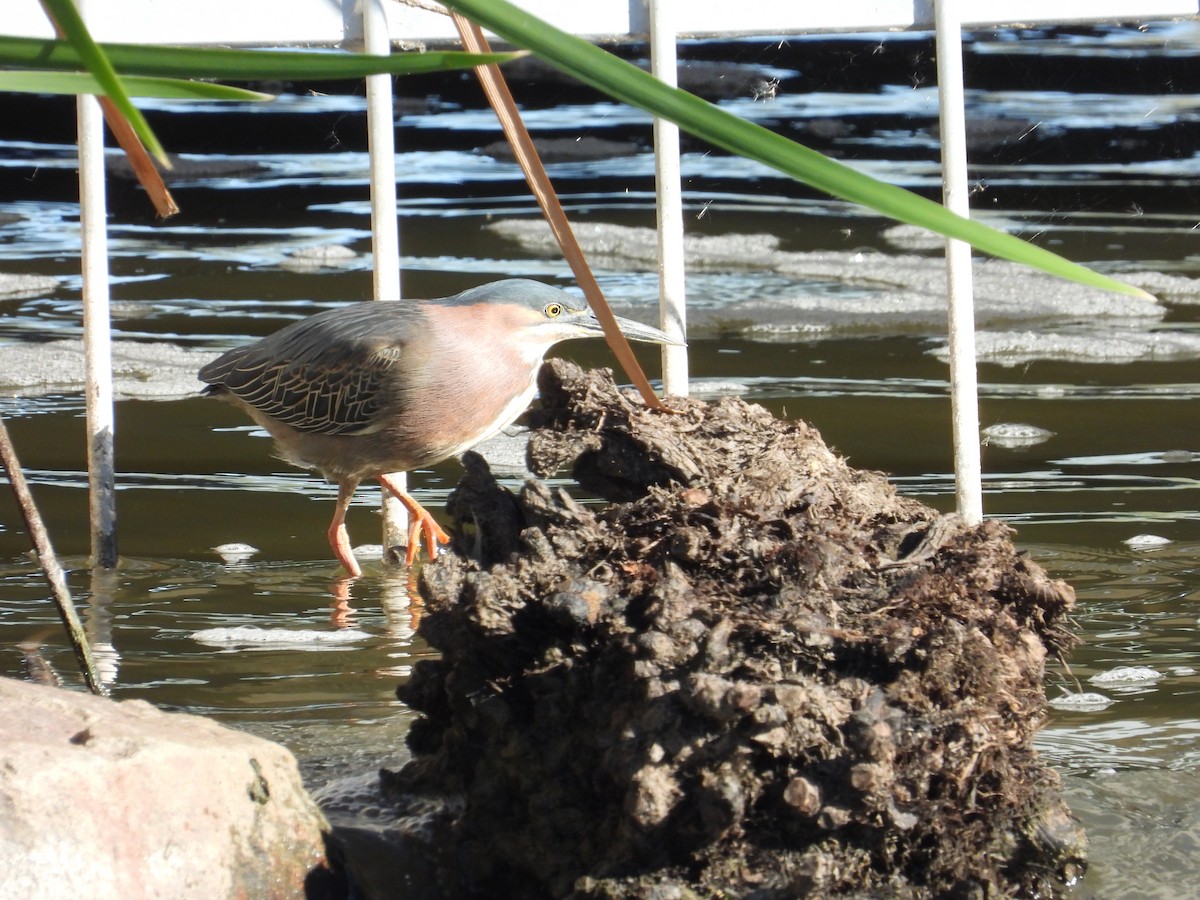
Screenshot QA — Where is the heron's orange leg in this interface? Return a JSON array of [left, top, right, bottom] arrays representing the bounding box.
[[326, 479, 363, 578], [378, 473, 451, 565]]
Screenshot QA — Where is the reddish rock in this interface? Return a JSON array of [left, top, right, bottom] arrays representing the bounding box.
[[0, 678, 341, 899]]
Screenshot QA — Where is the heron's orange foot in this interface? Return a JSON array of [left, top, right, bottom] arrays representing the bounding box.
[[377, 473, 450, 566], [405, 512, 451, 566]]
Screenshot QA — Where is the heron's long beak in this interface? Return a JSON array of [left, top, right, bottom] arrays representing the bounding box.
[[583, 313, 686, 347]]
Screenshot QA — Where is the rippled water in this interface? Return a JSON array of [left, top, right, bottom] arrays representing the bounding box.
[[2, 21, 1200, 895]]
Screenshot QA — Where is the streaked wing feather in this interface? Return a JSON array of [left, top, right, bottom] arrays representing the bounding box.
[[201, 302, 411, 435]]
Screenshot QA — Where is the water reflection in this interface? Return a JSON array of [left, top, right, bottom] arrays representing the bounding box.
[[86, 566, 121, 687], [331, 567, 423, 637], [1063, 768, 1200, 900]]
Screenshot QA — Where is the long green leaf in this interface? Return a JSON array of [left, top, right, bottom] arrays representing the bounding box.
[[39, 0, 168, 164], [441, 0, 1152, 301], [0, 70, 272, 100], [0, 35, 517, 81]]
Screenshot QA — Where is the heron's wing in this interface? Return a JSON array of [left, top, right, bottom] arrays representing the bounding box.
[[199, 302, 413, 435]]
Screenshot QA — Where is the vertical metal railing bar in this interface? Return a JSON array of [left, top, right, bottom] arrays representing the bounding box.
[[934, 0, 984, 525], [363, 0, 411, 560], [75, 0, 118, 567], [649, 0, 689, 397]]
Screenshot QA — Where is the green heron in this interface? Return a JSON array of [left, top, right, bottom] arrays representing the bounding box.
[[199, 278, 680, 577]]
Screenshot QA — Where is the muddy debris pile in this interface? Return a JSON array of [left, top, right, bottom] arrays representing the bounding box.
[[384, 359, 1084, 899]]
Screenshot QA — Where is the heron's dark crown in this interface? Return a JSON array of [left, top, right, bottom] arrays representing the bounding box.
[[443, 278, 584, 313]]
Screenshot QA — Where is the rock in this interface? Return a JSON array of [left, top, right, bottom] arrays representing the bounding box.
[[358, 359, 1084, 898], [0, 338, 212, 399], [107, 154, 269, 182], [280, 244, 360, 272], [484, 220, 1179, 340], [0, 678, 343, 899], [937, 329, 1200, 365], [478, 54, 787, 102], [0, 271, 58, 300], [478, 136, 643, 163]]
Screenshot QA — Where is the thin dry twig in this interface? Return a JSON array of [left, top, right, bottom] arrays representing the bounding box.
[[0, 416, 107, 695], [97, 97, 179, 218], [451, 14, 667, 410]]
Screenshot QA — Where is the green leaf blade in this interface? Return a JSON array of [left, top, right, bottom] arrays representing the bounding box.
[[0, 36, 517, 81], [0, 70, 273, 101]]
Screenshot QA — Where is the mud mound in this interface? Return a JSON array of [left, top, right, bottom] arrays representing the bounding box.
[[384, 359, 1083, 899]]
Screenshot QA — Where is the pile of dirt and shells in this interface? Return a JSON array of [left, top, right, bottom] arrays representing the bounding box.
[[369, 359, 1085, 899]]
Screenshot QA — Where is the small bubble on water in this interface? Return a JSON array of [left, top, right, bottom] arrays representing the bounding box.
[[213, 542, 259, 564], [1049, 691, 1113, 711], [1124, 533, 1172, 549], [981, 423, 1054, 448], [1089, 666, 1162, 685]]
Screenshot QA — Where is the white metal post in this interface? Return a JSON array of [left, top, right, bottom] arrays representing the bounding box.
[[934, 0, 984, 525], [365, 2, 401, 306], [76, 17, 118, 568], [649, 0, 689, 396], [363, 0, 410, 558]]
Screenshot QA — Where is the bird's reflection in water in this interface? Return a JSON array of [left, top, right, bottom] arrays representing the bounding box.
[[329, 565, 424, 636], [330, 578, 355, 629], [331, 566, 429, 680]]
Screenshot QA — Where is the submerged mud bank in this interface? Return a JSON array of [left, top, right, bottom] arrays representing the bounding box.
[[362, 360, 1083, 898], [486, 220, 1200, 363]]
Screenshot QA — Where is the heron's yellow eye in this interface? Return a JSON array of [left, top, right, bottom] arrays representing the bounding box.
[[545, 302, 563, 318]]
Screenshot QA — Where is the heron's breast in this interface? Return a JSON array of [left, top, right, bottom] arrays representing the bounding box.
[[390, 339, 542, 467]]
